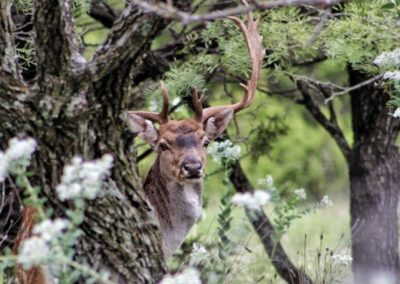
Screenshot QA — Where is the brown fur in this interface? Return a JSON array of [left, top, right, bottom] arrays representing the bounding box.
[[13, 206, 49, 284], [156, 120, 208, 185], [128, 113, 234, 258]]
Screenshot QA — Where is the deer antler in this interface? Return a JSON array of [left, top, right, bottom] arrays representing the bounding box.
[[193, 0, 264, 123], [127, 81, 169, 124]]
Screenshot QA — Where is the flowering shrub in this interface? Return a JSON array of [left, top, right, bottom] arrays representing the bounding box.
[[207, 140, 241, 164], [160, 267, 202, 284], [0, 137, 37, 182], [374, 49, 400, 68], [294, 188, 307, 200], [0, 137, 113, 283], [231, 190, 270, 210], [374, 49, 400, 115], [56, 155, 113, 201]]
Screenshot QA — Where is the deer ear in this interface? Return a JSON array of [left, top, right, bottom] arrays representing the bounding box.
[[127, 114, 158, 147], [204, 109, 233, 140]]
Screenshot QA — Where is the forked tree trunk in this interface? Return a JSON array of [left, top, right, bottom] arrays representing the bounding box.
[[0, 0, 191, 282], [349, 68, 400, 283]]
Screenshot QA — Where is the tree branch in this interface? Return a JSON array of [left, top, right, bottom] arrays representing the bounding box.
[[131, 0, 345, 24], [295, 80, 352, 162], [88, 0, 118, 28], [229, 160, 312, 284], [33, 0, 84, 79], [324, 73, 383, 103], [79, 5, 165, 81]]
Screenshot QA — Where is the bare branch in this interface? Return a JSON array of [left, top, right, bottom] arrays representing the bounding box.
[[229, 159, 313, 284], [285, 72, 344, 91], [131, 0, 345, 24], [295, 79, 352, 161], [305, 8, 331, 48], [324, 73, 383, 103]]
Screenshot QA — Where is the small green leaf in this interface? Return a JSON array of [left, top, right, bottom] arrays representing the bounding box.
[[396, 0, 400, 5], [381, 2, 395, 9]]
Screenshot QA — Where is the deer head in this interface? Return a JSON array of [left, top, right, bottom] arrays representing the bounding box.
[[127, 5, 264, 186]]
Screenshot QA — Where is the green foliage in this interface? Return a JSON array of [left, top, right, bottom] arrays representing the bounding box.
[[248, 115, 288, 160], [73, 0, 91, 14], [12, 0, 32, 13]]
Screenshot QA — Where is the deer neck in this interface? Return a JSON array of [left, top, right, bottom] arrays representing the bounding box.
[[143, 157, 203, 258]]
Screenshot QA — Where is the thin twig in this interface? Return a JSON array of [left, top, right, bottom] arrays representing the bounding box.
[[324, 74, 383, 103], [131, 0, 345, 24], [305, 8, 331, 48]]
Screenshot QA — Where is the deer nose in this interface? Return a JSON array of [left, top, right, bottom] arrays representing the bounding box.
[[182, 161, 202, 175]]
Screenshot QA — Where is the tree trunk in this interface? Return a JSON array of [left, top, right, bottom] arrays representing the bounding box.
[[0, 0, 191, 282], [349, 67, 400, 283]]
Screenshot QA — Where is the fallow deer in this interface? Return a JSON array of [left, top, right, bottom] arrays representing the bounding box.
[[12, 2, 264, 283], [127, 7, 264, 258]]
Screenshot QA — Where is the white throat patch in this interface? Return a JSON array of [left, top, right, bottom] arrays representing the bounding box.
[[183, 183, 202, 221]]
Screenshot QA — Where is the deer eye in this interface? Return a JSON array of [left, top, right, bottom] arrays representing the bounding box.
[[203, 140, 210, 148], [159, 143, 168, 151]]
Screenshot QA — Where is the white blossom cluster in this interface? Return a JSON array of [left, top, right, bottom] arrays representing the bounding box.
[[56, 154, 114, 201], [391, 108, 400, 118], [160, 267, 202, 284], [0, 137, 37, 182], [207, 140, 241, 163], [320, 195, 333, 206], [33, 218, 70, 241], [294, 188, 307, 200], [189, 243, 208, 266], [18, 218, 69, 268], [231, 190, 270, 210], [258, 174, 274, 188], [332, 254, 352, 266], [374, 49, 400, 67], [383, 71, 400, 81]]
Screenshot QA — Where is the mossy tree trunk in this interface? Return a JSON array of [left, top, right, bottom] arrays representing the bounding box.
[[0, 0, 190, 282]]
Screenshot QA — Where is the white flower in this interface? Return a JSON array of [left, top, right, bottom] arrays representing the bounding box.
[[56, 154, 114, 201], [0, 137, 37, 182], [33, 218, 69, 242], [207, 140, 241, 163], [374, 49, 400, 67], [332, 254, 352, 266], [17, 236, 51, 268], [258, 175, 276, 191], [391, 108, 400, 118], [383, 71, 400, 81], [294, 188, 307, 200], [160, 267, 202, 284], [231, 190, 270, 210], [189, 243, 208, 266], [321, 195, 333, 206]]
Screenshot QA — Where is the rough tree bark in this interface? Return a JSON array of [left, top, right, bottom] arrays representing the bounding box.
[[348, 68, 400, 283], [0, 0, 191, 282]]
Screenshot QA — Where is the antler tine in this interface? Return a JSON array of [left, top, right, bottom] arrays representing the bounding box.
[[201, 0, 264, 123], [159, 81, 169, 123], [192, 87, 204, 123], [127, 81, 170, 124]]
